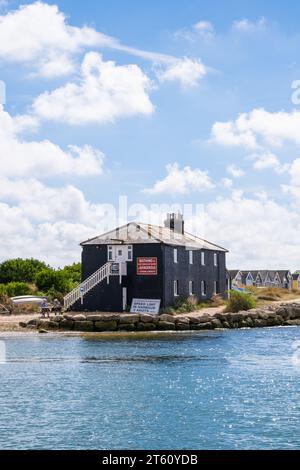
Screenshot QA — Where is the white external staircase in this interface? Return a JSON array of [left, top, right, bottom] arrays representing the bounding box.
[[63, 262, 114, 311]]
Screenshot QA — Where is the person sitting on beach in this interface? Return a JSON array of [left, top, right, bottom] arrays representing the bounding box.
[[52, 299, 62, 315]]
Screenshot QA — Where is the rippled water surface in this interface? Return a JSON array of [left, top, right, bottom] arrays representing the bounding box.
[[1, 327, 300, 449]]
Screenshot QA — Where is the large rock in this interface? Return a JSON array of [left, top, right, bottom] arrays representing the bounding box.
[[136, 322, 157, 331], [60, 319, 74, 330], [284, 319, 300, 326], [118, 323, 136, 331], [53, 315, 64, 322], [196, 315, 211, 324], [257, 311, 270, 320], [193, 322, 213, 330], [158, 321, 176, 330], [119, 314, 139, 324], [244, 317, 254, 328], [187, 316, 202, 324], [222, 321, 232, 329], [275, 308, 290, 320], [253, 318, 268, 327], [86, 314, 119, 322], [74, 321, 94, 332], [140, 314, 157, 323], [176, 322, 190, 331], [211, 319, 223, 329], [159, 314, 176, 323], [175, 316, 190, 324], [27, 318, 41, 327], [71, 314, 87, 322], [94, 321, 117, 331], [246, 311, 259, 320]]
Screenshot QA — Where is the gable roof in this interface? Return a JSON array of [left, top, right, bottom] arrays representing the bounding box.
[[228, 270, 241, 279], [81, 222, 228, 252]]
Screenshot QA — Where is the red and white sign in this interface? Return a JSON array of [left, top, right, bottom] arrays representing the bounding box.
[[137, 257, 158, 275]]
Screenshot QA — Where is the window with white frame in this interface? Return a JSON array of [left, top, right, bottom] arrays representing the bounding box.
[[213, 281, 219, 295], [127, 245, 133, 261], [174, 248, 178, 263], [189, 280, 194, 296], [201, 280, 206, 296], [201, 251, 205, 266], [108, 245, 113, 261], [214, 253, 218, 266], [189, 250, 193, 265], [174, 280, 179, 296]]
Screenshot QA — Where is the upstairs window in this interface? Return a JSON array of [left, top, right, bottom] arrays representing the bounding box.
[[189, 250, 193, 265], [174, 248, 178, 263], [214, 253, 218, 267], [201, 252, 205, 266], [108, 245, 113, 261]]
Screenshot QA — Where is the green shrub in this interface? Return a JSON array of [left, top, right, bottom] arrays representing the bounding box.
[[0, 258, 48, 283], [0, 282, 33, 297], [226, 290, 256, 312], [35, 269, 72, 294]]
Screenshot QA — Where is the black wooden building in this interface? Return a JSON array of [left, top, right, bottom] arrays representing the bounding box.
[[65, 214, 228, 312]]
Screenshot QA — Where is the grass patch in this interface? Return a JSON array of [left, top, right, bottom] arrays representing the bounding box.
[[226, 290, 257, 313]]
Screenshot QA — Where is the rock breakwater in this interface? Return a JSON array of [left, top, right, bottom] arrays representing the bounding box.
[[20, 303, 300, 333]]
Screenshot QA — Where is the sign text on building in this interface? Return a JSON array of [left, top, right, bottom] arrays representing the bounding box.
[[137, 257, 158, 275]]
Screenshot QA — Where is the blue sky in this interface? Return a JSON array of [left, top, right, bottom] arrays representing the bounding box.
[[1, 0, 300, 268]]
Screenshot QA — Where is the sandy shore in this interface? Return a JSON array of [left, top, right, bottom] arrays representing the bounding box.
[[0, 314, 40, 332]]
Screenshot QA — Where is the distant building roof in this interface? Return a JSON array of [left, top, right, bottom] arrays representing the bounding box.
[[81, 222, 228, 252]]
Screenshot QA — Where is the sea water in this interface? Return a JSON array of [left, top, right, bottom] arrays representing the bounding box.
[[0, 327, 300, 449]]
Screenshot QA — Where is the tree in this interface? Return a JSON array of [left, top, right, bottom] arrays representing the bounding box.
[[35, 268, 71, 294], [0, 258, 48, 283], [61, 263, 81, 284]]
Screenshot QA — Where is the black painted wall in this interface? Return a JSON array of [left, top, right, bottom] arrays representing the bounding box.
[[75, 243, 227, 311], [163, 245, 226, 307]]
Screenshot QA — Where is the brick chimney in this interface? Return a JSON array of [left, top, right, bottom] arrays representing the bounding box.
[[164, 213, 184, 234]]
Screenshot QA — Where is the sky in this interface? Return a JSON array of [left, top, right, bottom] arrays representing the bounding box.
[[1, 0, 300, 269]]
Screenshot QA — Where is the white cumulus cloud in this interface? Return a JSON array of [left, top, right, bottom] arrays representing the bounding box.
[[156, 57, 207, 88], [0, 104, 104, 177], [32, 52, 154, 125], [227, 164, 245, 178], [211, 108, 300, 149], [143, 163, 215, 195]]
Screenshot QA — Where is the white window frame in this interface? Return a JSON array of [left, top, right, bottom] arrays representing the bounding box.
[[214, 253, 218, 267], [213, 281, 219, 295], [127, 245, 133, 261], [189, 250, 193, 265], [174, 248, 178, 264], [108, 245, 113, 261], [201, 251, 205, 266], [201, 280, 206, 297], [189, 280, 194, 296], [174, 280, 179, 297]]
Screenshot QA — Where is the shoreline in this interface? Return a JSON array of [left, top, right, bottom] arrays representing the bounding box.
[[9, 298, 300, 334], [1, 297, 300, 335]]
